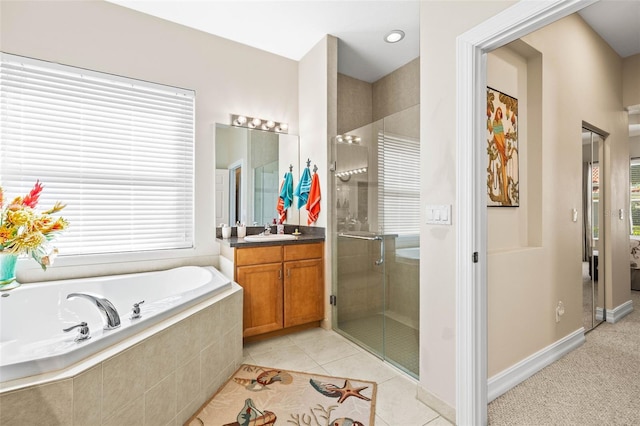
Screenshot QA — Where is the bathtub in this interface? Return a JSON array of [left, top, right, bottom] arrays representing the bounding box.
[[0, 265, 232, 383], [396, 246, 420, 262]]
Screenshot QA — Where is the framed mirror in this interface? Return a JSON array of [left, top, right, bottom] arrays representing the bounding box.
[[215, 123, 300, 226]]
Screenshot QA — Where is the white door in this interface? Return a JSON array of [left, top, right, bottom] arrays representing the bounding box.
[[215, 169, 230, 226]]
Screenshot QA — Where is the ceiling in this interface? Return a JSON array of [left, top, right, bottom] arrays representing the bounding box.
[[107, 0, 420, 83], [108, 0, 638, 134], [107, 0, 638, 84]]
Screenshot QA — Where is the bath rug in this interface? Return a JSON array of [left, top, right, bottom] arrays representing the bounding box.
[[187, 364, 377, 426]]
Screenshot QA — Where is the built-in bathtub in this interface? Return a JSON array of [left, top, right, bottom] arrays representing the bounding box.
[[0, 266, 243, 425]]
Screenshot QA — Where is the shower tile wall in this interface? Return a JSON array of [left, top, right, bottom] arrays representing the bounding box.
[[337, 236, 398, 322], [387, 256, 420, 329]]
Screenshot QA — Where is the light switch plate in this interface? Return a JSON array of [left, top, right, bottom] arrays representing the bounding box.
[[426, 204, 452, 225]]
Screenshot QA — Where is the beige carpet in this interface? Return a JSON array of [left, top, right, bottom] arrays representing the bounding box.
[[488, 290, 640, 425], [188, 364, 376, 426]]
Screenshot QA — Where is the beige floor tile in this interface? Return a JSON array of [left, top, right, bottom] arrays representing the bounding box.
[[249, 345, 320, 372], [296, 332, 362, 365], [376, 415, 391, 425], [243, 334, 296, 356], [304, 364, 332, 376], [424, 416, 454, 425], [322, 351, 398, 383], [376, 375, 439, 425]]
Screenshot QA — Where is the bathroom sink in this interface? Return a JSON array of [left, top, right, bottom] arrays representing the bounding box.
[[243, 234, 297, 242]]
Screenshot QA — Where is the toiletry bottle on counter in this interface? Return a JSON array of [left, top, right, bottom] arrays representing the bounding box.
[[277, 220, 284, 235], [237, 222, 246, 238], [221, 224, 231, 239]]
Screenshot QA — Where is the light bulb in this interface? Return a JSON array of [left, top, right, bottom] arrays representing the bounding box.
[[266, 120, 275, 128], [236, 115, 247, 124], [251, 117, 262, 126]]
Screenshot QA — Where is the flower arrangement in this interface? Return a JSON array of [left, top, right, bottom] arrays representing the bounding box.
[[0, 181, 68, 270]]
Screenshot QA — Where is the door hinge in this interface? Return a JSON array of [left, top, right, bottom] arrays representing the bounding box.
[[329, 295, 337, 306], [473, 252, 479, 263]]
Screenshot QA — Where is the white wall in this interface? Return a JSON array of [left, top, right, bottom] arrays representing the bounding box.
[[1, 0, 299, 282], [298, 35, 337, 328]]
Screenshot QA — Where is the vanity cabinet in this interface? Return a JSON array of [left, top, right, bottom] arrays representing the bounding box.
[[234, 242, 324, 338]]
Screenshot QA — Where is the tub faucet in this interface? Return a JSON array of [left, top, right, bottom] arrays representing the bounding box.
[[67, 293, 121, 330]]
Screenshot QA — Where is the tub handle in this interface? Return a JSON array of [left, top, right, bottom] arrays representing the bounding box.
[[63, 322, 91, 342], [131, 300, 145, 320]]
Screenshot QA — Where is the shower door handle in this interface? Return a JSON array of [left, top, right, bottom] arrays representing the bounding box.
[[375, 237, 384, 266], [338, 233, 384, 266]]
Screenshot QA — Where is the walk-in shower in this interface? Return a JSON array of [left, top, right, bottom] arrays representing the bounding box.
[[331, 104, 420, 378]]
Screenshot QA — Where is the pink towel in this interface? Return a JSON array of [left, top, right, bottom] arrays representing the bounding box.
[[306, 172, 321, 225]]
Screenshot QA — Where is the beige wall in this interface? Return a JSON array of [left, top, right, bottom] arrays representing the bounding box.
[[419, 0, 515, 411], [1, 0, 299, 282], [623, 54, 640, 108]]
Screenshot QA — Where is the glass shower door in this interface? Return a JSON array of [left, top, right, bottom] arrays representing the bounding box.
[[332, 106, 420, 378]]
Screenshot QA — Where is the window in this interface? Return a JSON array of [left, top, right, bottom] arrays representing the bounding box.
[[0, 53, 195, 256], [377, 131, 420, 235], [591, 163, 599, 239], [631, 159, 640, 235]]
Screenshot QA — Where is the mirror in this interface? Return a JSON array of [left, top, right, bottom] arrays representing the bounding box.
[[582, 127, 605, 331], [215, 123, 300, 226]]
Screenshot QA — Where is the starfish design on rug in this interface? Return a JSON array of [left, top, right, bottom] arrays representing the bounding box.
[[309, 378, 372, 404]]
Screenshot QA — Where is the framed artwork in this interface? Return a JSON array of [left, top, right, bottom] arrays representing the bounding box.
[[487, 87, 519, 207]]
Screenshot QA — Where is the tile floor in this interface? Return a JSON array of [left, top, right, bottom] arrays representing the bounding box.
[[242, 327, 452, 426]]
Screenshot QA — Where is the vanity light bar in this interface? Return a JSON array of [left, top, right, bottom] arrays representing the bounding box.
[[231, 114, 288, 133], [335, 167, 368, 178], [336, 134, 361, 144]]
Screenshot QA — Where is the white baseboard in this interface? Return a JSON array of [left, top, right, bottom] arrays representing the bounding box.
[[606, 299, 633, 323], [596, 307, 604, 321], [487, 328, 585, 402]]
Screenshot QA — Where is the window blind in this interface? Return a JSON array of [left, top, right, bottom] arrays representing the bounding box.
[[377, 131, 420, 235], [0, 53, 195, 256]]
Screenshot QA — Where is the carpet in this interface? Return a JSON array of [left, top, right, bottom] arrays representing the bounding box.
[[187, 364, 377, 426]]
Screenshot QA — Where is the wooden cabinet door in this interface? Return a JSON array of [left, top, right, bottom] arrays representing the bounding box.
[[236, 263, 283, 337], [284, 258, 324, 327]]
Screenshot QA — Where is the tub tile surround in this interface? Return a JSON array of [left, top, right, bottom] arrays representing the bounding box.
[[0, 285, 243, 426]]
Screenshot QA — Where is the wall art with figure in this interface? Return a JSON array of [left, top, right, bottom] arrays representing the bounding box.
[[487, 87, 519, 207]]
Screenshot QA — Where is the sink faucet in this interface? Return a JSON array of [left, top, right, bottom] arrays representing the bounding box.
[[264, 223, 272, 235], [67, 293, 121, 330]]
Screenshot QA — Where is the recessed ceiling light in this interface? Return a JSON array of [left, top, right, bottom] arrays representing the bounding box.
[[385, 30, 405, 43]]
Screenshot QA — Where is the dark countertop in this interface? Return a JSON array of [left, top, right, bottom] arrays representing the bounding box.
[[216, 225, 325, 248], [216, 233, 325, 248]]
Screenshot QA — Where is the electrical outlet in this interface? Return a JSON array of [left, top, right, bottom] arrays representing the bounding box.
[[555, 301, 565, 323]]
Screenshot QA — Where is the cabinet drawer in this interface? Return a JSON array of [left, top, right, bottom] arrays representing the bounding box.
[[236, 245, 283, 266], [284, 242, 323, 261]]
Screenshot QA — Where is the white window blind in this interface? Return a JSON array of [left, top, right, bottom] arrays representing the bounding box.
[[377, 131, 420, 235], [0, 53, 195, 256], [631, 159, 640, 235]]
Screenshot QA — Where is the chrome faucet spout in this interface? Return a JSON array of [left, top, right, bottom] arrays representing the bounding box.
[[66, 292, 121, 330]]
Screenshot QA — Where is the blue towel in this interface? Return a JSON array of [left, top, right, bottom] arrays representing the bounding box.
[[280, 172, 293, 210], [294, 167, 312, 209]]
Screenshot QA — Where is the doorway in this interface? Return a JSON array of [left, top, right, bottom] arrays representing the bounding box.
[[582, 127, 606, 331]]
